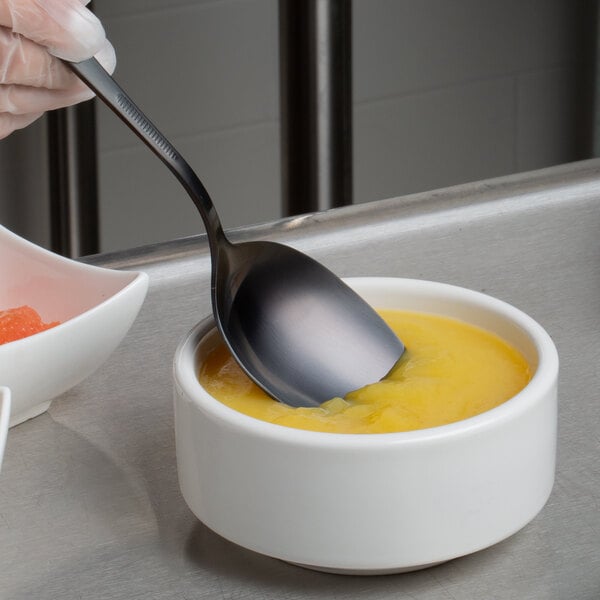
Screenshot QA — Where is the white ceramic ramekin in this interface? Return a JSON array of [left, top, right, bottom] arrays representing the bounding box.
[[173, 278, 558, 574]]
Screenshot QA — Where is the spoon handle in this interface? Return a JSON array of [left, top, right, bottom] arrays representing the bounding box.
[[67, 58, 226, 250]]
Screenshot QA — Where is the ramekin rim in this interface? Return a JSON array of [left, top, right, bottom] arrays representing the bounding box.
[[173, 277, 558, 447]]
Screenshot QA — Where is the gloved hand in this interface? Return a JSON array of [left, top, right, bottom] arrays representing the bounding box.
[[0, 0, 116, 139]]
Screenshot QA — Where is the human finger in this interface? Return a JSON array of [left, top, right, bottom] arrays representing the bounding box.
[[0, 30, 115, 92], [0, 82, 95, 115], [0, 110, 42, 139], [0, 0, 106, 62]]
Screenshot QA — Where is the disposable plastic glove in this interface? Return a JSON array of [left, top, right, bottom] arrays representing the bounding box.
[[0, 0, 116, 139]]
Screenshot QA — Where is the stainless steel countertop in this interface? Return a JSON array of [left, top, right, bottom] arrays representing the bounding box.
[[2, 160, 600, 599]]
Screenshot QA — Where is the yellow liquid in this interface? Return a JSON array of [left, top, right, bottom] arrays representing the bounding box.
[[198, 310, 532, 434]]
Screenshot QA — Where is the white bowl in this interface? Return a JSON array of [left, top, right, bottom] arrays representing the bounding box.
[[0, 387, 10, 470], [0, 225, 148, 427], [173, 277, 558, 574]]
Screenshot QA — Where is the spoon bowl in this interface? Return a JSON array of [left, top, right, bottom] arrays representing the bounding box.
[[69, 58, 404, 407], [216, 239, 403, 406]]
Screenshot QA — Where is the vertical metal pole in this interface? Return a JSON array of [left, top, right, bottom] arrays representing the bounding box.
[[47, 100, 100, 257], [47, 0, 100, 258], [279, 0, 352, 215]]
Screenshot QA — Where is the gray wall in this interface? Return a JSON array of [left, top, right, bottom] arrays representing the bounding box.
[[0, 120, 50, 247], [0, 0, 594, 252]]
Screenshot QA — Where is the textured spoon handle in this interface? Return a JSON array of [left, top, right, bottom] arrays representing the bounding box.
[[113, 92, 179, 161], [67, 58, 225, 247]]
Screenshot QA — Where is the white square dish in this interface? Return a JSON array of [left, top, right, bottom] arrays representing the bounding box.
[[0, 225, 148, 426], [0, 386, 10, 469]]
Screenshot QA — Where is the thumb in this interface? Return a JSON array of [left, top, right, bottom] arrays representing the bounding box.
[[0, 0, 107, 62]]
